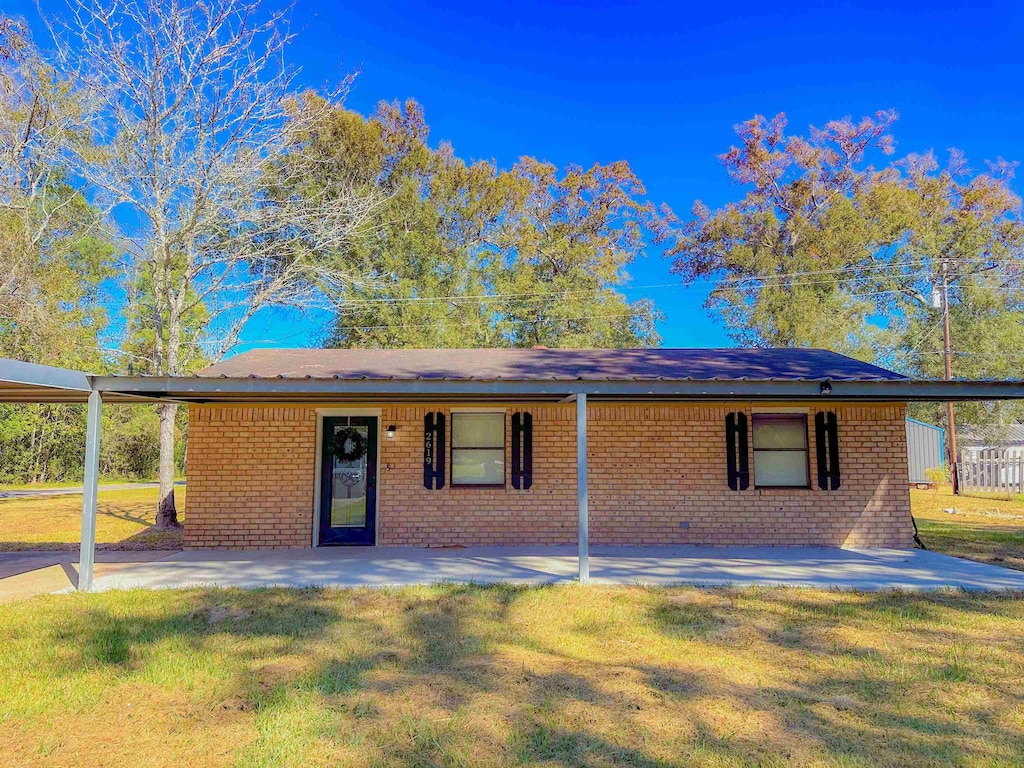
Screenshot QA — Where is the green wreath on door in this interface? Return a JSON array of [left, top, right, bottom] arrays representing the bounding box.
[[330, 427, 368, 463]]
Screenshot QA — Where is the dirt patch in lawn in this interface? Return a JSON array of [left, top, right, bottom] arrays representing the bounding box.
[[0, 682, 256, 768]]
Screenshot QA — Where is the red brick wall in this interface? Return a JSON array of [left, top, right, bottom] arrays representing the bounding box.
[[185, 402, 913, 549], [184, 407, 317, 549]]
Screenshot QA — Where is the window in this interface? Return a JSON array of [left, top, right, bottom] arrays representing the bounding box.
[[451, 412, 505, 486], [752, 413, 809, 488]]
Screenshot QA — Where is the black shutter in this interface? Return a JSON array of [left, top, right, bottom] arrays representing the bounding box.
[[815, 411, 841, 490], [511, 412, 533, 490], [726, 412, 750, 491], [424, 412, 446, 489]]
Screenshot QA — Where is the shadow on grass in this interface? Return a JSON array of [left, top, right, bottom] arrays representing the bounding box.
[[0, 499, 184, 553], [107, 524, 184, 550], [8, 584, 1024, 766], [512, 723, 682, 767], [46, 587, 339, 668], [641, 588, 1024, 765], [916, 519, 1024, 572]]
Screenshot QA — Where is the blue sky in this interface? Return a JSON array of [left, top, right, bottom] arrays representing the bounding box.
[[12, 0, 1024, 350]]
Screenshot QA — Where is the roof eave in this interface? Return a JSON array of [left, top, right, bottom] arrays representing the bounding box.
[[0, 359, 95, 402], [87, 375, 1024, 403], [0, 359, 94, 390]]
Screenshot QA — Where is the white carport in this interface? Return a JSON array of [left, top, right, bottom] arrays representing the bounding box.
[[3, 355, 1024, 592], [1, 361, 102, 590]]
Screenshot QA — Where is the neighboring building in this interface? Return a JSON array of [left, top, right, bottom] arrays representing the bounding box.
[[184, 347, 914, 550], [959, 423, 1024, 488], [960, 423, 1024, 459], [905, 418, 945, 484]]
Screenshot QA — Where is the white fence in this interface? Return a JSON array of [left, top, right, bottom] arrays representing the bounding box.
[[958, 451, 1024, 495]]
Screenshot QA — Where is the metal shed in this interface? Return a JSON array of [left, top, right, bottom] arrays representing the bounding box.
[[905, 418, 945, 484]]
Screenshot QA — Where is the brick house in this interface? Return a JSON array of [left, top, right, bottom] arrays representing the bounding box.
[[6, 346, 1024, 590], [182, 348, 914, 550]]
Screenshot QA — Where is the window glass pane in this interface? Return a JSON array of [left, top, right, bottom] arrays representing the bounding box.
[[331, 424, 367, 527], [752, 415, 807, 449], [754, 450, 809, 486], [452, 448, 505, 485], [452, 413, 504, 447]]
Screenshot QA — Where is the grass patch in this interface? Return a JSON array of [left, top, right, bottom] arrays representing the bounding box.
[[0, 487, 185, 551], [330, 497, 366, 527], [1, 585, 1023, 767], [912, 484, 1024, 571]]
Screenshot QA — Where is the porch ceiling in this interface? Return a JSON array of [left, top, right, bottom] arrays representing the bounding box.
[[88, 374, 1024, 404], [0, 359, 94, 403]]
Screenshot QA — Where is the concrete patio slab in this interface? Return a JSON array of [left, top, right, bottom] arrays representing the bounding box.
[[0, 550, 179, 602], [84, 545, 1024, 592]]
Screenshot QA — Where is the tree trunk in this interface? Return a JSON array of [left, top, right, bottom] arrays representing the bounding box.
[[155, 401, 181, 528]]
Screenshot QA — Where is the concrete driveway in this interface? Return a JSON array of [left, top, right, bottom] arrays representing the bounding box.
[[83, 545, 1024, 592]]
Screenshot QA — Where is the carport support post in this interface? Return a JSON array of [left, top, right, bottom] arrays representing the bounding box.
[[576, 393, 589, 583], [79, 389, 102, 592]]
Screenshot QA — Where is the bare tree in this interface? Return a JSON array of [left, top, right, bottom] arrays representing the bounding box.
[[46, 0, 376, 526]]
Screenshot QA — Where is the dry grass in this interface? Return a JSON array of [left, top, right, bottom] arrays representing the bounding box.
[[0, 488, 185, 551], [912, 484, 1024, 571], [0, 585, 1023, 767]]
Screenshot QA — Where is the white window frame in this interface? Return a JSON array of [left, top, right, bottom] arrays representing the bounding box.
[[752, 411, 811, 489], [450, 410, 507, 488]]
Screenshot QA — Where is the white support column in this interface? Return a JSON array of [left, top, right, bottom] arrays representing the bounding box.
[[79, 389, 102, 592], [576, 392, 589, 583]]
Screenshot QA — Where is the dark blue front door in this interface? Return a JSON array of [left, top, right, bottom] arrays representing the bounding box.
[[319, 416, 377, 545]]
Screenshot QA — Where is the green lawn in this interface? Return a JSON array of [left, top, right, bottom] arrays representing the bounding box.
[[0, 484, 1023, 765], [1, 585, 1023, 767], [912, 484, 1024, 571], [0, 487, 185, 551]]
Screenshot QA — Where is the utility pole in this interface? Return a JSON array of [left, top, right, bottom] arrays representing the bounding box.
[[941, 259, 960, 494]]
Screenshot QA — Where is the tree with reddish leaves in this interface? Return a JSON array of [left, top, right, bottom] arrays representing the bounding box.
[[662, 109, 1024, 438], [662, 110, 1022, 364]]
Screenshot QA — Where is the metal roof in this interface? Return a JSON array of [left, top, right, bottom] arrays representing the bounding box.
[[3, 351, 1024, 404], [197, 347, 907, 382], [960, 424, 1024, 445], [87, 375, 1024, 404], [0, 359, 94, 403]]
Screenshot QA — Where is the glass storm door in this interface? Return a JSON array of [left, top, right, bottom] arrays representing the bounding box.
[[319, 416, 378, 545]]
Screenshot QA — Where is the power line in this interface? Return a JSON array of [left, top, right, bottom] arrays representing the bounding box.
[[920, 350, 1024, 361], [891, 318, 946, 368], [338, 310, 651, 333], [330, 257, 1021, 311]]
